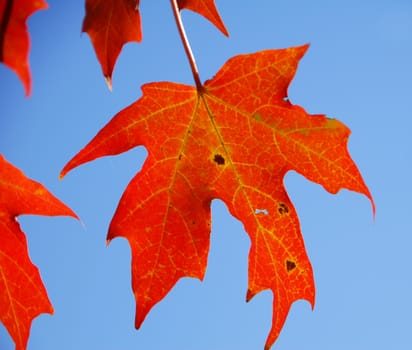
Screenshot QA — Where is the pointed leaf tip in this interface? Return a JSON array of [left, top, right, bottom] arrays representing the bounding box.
[[178, 0, 229, 36], [82, 0, 142, 86], [0, 0, 48, 96], [105, 76, 113, 91], [82, 0, 227, 86], [0, 153, 77, 350]]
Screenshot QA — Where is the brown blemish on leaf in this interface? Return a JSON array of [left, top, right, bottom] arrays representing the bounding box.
[[286, 260, 296, 272], [213, 154, 225, 165], [278, 202, 289, 215]]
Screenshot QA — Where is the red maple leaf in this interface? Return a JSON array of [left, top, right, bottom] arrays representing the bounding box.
[[0, 0, 48, 96], [177, 0, 228, 36], [0, 154, 77, 350], [61, 45, 374, 349], [82, 0, 228, 89]]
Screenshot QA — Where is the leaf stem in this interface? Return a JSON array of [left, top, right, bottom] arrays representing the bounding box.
[[170, 0, 203, 91]]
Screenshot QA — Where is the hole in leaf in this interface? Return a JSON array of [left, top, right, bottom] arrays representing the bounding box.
[[278, 202, 289, 215], [255, 208, 268, 216], [213, 154, 225, 165], [286, 260, 296, 272]]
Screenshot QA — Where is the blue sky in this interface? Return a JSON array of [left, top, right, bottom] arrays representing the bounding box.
[[1, 0, 411, 349]]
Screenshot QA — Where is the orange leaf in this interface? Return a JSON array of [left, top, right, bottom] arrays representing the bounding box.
[[82, 0, 142, 90], [0, 0, 48, 96], [82, 0, 227, 89], [61, 45, 374, 349], [177, 0, 228, 36], [0, 154, 77, 350]]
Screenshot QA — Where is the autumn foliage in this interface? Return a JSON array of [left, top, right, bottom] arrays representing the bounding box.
[[0, 0, 47, 96], [82, 0, 228, 89], [0, 0, 373, 350], [61, 44, 373, 349], [0, 155, 77, 350]]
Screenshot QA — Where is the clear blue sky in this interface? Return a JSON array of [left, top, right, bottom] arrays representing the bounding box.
[[1, 0, 411, 349]]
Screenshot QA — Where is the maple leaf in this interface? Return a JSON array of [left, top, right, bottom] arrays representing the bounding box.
[[60, 45, 374, 349], [177, 0, 228, 36], [82, 0, 228, 89], [0, 154, 77, 350], [0, 0, 48, 96]]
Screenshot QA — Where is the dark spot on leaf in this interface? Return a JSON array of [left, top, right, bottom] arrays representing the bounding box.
[[178, 154, 182, 160], [278, 202, 289, 215], [286, 260, 296, 272], [213, 154, 225, 165], [253, 113, 263, 122]]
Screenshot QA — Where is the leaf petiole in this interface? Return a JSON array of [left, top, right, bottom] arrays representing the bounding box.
[[170, 0, 203, 91]]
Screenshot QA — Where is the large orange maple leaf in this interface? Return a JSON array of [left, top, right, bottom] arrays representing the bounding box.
[[82, 0, 228, 89], [61, 45, 373, 349], [0, 154, 77, 350], [0, 0, 47, 96]]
